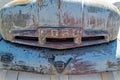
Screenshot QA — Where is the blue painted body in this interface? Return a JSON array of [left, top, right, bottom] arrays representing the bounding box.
[[0, 0, 120, 75], [0, 37, 120, 75]]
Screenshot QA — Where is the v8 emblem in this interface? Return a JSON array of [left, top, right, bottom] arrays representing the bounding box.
[[48, 56, 72, 74]]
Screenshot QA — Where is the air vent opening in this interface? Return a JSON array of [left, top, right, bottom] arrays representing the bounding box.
[[46, 38, 74, 43], [82, 36, 105, 41], [14, 36, 39, 41]]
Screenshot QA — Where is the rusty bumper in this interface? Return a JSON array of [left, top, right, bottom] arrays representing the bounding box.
[[0, 36, 120, 75]]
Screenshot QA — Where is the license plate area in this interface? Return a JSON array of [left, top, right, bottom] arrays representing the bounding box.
[[38, 28, 82, 44]]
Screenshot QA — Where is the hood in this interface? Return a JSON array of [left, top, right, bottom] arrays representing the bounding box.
[[0, 0, 120, 49]]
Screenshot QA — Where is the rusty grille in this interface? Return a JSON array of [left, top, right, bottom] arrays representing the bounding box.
[[11, 28, 109, 49]]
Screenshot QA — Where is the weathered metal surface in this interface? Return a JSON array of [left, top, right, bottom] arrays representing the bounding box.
[[0, 0, 120, 75], [0, 0, 120, 49], [0, 37, 120, 75], [11, 28, 109, 49]]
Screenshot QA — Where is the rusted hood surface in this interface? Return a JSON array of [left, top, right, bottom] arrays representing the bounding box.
[[0, 0, 120, 49], [0, 0, 120, 42]]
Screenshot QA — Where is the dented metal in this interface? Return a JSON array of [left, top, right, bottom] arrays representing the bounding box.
[[0, 0, 120, 49]]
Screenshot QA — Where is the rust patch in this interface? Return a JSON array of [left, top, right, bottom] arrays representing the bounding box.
[[8, 63, 52, 74], [58, 0, 61, 9], [62, 13, 82, 27], [37, 0, 43, 4], [11, 29, 109, 49], [89, 16, 96, 24], [63, 13, 76, 26], [66, 61, 97, 75]]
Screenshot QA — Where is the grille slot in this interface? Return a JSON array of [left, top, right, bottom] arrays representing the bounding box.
[[46, 38, 74, 43], [82, 36, 105, 42], [14, 36, 38, 41]]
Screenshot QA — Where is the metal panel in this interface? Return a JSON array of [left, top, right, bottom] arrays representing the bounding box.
[[5, 71, 19, 80], [18, 72, 50, 80], [51, 75, 68, 80], [113, 71, 120, 80], [1, 70, 120, 80], [0, 70, 7, 80], [69, 74, 101, 80], [100, 72, 115, 80]]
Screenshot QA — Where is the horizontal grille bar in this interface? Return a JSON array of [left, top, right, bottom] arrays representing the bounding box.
[[11, 29, 109, 49]]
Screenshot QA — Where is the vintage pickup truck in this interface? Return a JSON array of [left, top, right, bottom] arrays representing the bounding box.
[[0, 0, 120, 80]]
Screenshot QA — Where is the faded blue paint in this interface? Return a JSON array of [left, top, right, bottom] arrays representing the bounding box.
[[0, 37, 120, 74]]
